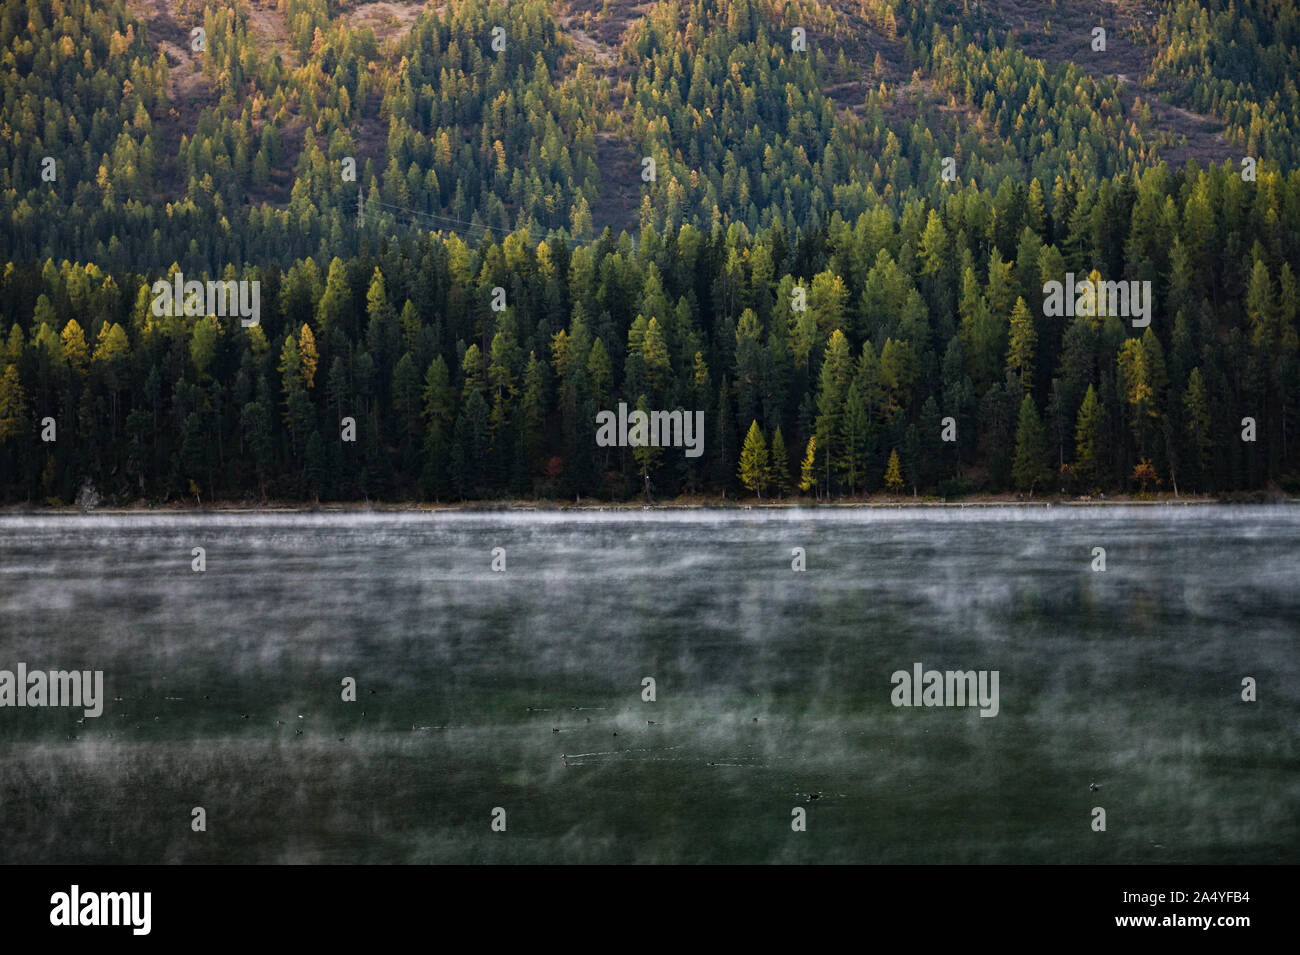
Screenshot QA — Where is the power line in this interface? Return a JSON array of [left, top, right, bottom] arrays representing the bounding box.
[[366, 198, 505, 235]]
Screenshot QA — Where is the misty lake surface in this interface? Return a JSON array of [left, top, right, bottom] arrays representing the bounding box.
[[0, 506, 1296, 864]]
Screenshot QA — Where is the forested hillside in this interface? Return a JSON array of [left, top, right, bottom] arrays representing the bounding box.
[[1, 0, 1298, 504]]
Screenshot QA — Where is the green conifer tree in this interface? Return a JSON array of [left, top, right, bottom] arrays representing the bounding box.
[[738, 420, 769, 500]]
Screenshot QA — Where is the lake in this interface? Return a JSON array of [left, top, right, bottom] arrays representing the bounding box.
[[0, 506, 1296, 863]]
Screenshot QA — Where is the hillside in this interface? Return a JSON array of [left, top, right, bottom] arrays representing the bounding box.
[[1, 0, 1298, 505]]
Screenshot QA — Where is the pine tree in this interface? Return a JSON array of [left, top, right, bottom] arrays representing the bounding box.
[[810, 271, 849, 334], [519, 351, 546, 478], [883, 448, 904, 494], [1005, 296, 1036, 393], [461, 343, 486, 401], [738, 420, 769, 500], [61, 320, 89, 374], [299, 324, 318, 389], [733, 308, 763, 433], [366, 268, 399, 383], [277, 332, 302, 437], [451, 390, 492, 500], [1072, 383, 1102, 489], [1182, 367, 1211, 484], [587, 338, 612, 408], [92, 323, 130, 365], [632, 394, 662, 502], [5, 324, 23, 364], [713, 375, 732, 491], [1013, 394, 1051, 493], [641, 316, 671, 398], [243, 381, 275, 498], [815, 330, 852, 494], [317, 258, 351, 342], [770, 426, 790, 497], [0, 364, 28, 442], [1026, 178, 1046, 235], [1116, 337, 1154, 454], [1245, 258, 1275, 350], [421, 356, 453, 497], [392, 353, 423, 446], [840, 381, 869, 494], [487, 330, 517, 435], [189, 317, 220, 379], [799, 435, 817, 497]]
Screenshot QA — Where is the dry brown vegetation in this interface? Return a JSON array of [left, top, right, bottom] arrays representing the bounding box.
[[339, 0, 433, 46], [125, 0, 214, 197], [121, 0, 1238, 218], [981, 0, 1234, 165]]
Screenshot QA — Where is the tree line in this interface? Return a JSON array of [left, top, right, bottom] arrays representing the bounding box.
[[2, 152, 1298, 503]]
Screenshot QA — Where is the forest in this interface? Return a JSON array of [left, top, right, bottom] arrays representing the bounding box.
[[1, 0, 1298, 504]]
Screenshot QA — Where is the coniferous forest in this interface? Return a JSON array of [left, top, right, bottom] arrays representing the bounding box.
[[2, 0, 1300, 505]]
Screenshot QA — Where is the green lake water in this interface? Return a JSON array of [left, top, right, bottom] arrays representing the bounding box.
[[0, 507, 1295, 863]]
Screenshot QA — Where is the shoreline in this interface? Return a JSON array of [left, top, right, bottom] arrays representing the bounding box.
[[2, 492, 1293, 515]]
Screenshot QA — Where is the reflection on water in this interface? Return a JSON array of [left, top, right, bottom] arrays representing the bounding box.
[[0, 507, 1296, 863]]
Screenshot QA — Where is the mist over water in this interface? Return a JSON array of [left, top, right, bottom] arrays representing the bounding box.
[[1, 506, 1296, 863]]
